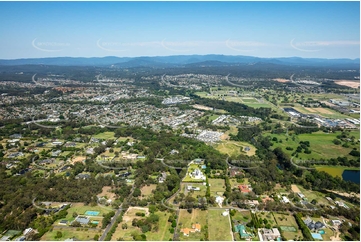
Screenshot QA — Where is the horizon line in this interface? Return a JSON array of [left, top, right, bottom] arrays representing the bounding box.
[[1, 54, 360, 61]]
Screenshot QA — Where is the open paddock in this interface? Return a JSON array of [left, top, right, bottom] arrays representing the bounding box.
[[41, 227, 102, 241], [208, 178, 226, 195], [208, 209, 232, 241]]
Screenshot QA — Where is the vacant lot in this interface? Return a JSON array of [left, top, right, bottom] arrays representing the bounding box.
[[334, 80, 360, 89], [291, 184, 301, 193], [123, 207, 150, 223], [97, 186, 117, 201], [215, 140, 257, 157], [140, 184, 157, 198], [274, 78, 290, 83], [208, 209, 232, 241]]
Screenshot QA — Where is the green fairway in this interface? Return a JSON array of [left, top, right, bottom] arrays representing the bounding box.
[[265, 130, 360, 160]]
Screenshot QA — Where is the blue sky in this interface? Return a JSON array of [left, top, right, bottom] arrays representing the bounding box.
[[0, 1, 359, 59]]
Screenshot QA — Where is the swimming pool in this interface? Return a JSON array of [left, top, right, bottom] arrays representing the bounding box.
[[85, 211, 100, 216], [319, 230, 325, 235]]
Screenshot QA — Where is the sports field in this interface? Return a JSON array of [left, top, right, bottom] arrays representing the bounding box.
[[92, 132, 115, 140], [293, 106, 350, 119]]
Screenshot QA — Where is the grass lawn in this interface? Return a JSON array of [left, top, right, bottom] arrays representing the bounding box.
[[177, 209, 208, 241], [208, 209, 232, 241], [231, 210, 251, 223], [208, 178, 226, 195], [93, 132, 116, 140], [41, 227, 102, 241]]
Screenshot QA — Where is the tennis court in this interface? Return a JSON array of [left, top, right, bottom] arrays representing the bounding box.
[[85, 210, 100, 216]]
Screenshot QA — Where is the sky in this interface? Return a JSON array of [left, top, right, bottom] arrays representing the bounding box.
[[0, 1, 359, 59]]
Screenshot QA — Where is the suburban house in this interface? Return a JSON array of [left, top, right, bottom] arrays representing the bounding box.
[[304, 217, 325, 231], [234, 224, 251, 239], [259, 228, 281, 241], [73, 216, 90, 225], [282, 196, 290, 203], [331, 220, 342, 227], [244, 200, 260, 207], [180, 223, 201, 236], [239, 184, 252, 194], [158, 172, 167, 183]]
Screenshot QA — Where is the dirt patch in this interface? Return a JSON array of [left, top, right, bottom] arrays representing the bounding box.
[[334, 80, 360, 89], [274, 78, 289, 83], [220, 133, 229, 140], [291, 184, 301, 193], [313, 108, 334, 114], [192, 104, 213, 111], [97, 186, 117, 201], [320, 101, 337, 107], [123, 207, 150, 222], [326, 189, 360, 198], [70, 156, 86, 165]]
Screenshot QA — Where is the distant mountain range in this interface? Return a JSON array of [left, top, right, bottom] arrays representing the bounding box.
[[0, 55, 359, 68]]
